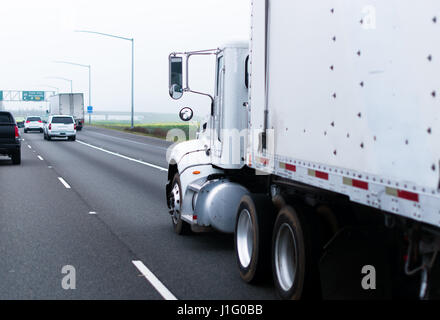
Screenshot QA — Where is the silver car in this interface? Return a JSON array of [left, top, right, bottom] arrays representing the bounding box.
[[44, 115, 76, 141]]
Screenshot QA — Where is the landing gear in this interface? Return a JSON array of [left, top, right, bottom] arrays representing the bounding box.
[[404, 226, 440, 300]]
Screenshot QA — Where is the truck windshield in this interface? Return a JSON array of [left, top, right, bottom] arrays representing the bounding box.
[[52, 117, 73, 124]]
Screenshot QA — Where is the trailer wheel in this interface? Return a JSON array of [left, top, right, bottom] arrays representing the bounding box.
[[272, 205, 321, 299], [234, 194, 275, 283], [170, 173, 191, 235]]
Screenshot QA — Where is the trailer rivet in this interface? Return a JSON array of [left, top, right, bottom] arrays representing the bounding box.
[[428, 55, 432, 61], [432, 91, 436, 98]]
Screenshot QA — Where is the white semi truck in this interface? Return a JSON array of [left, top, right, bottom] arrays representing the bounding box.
[[166, 1, 440, 299], [48, 93, 85, 131]]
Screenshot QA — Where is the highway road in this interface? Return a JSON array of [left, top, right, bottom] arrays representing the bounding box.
[[2, 126, 437, 300], [0, 126, 276, 300]]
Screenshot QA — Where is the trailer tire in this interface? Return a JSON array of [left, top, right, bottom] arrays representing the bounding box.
[[234, 194, 275, 283], [170, 173, 192, 235], [272, 205, 321, 300]]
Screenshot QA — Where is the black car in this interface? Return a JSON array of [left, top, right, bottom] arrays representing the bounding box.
[[0, 111, 21, 165]]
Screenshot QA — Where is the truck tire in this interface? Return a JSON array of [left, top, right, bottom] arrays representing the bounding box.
[[47, 135, 52, 141], [11, 151, 21, 165], [272, 205, 321, 300], [234, 194, 275, 283], [170, 173, 192, 235], [69, 136, 76, 141]]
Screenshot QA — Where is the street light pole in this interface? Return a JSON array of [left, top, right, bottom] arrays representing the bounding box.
[[53, 61, 92, 124], [75, 30, 135, 129], [46, 77, 73, 93]]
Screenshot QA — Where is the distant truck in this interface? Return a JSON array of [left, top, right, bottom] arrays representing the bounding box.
[[166, 1, 440, 300], [48, 94, 84, 131]]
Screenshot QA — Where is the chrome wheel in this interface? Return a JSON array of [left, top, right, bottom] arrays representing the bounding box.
[[274, 223, 298, 292], [171, 182, 181, 225], [236, 209, 254, 268]]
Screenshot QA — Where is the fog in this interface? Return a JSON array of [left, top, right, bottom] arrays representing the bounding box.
[[0, 0, 251, 117]]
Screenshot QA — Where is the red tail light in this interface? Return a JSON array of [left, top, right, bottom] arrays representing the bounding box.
[[49, 124, 52, 130], [26, 120, 30, 123], [74, 123, 77, 130], [38, 120, 42, 123], [15, 125, 19, 138]]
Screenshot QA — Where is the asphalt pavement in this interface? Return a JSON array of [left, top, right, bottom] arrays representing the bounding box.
[[0, 126, 276, 300]]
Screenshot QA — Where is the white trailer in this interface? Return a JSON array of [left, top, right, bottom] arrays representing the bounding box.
[[48, 93, 85, 130], [166, 0, 440, 299]]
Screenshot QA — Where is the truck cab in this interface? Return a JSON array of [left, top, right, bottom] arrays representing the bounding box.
[[166, 42, 250, 234]]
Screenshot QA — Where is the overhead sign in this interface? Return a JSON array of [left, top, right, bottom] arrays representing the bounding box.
[[23, 91, 45, 101], [0, 91, 3, 101], [87, 106, 93, 114]]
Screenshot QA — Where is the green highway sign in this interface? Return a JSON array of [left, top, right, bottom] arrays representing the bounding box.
[[0, 91, 3, 101], [23, 91, 45, 101]]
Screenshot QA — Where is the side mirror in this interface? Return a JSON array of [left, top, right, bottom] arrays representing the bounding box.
[[169, 55, 184, 100], [169, 84, 183, 100], [179, 107, 194, 122]]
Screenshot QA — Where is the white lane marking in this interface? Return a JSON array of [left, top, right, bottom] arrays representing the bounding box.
[[88, 211, 97, 215], [37, 155, 44, 161], [86, 131, 168, 151], [76, 140, 168, 172], [58, 177, 71, 189], [27, 145, 32, 149], [132, 260, 177, 300]]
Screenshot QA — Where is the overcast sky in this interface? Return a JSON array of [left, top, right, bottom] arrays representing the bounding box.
[[0, 0, 251, 115]]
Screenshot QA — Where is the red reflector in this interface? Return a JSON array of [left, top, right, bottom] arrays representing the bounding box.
[[352, 179, 369, 190], [315, 171, 329, 180], [193, 215, 198, 220], [285, 164, 296, 172], [398, 190, 419, 202]]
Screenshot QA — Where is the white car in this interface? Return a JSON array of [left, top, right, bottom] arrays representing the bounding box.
[[24, 116, 44, 133], [44, 115, 76, 141]]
